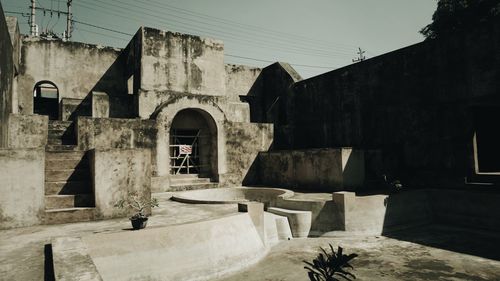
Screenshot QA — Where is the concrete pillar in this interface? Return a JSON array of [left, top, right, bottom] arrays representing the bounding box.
[[238, 202, 265, 244], [332, 191, 356, 231]]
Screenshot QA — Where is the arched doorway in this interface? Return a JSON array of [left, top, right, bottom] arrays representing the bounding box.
[[33, 81, 59, 120], [169, 109, 218, 178]]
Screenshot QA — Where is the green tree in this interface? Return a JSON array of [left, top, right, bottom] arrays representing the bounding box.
[[421, 0, 500, 39]]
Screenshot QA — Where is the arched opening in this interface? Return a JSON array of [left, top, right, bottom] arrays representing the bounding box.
[[169, 109, 218, 179], [33, 81, 59, 120]]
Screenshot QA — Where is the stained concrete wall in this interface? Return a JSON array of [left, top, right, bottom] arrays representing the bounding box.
[[140, 27, 225, 96], [91, 148, 152, 219], [286, 23, 500, 187], [77, 117, 156, 151], [82, 213, 267, 281], [17, 38, 125, 116], [0, 148, 45, 229], [6, 114, 48, 148], [258, 148, 365, 191], [0, 5, 15, 147], [223, 121, 273, 186]]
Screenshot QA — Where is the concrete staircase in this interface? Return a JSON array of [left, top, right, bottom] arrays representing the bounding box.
[[169, 174, 218, 191], [44, 120, 95, 224]]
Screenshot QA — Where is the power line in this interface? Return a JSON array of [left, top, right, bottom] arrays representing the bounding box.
[[72, 19, 134, 36], [75, 1, 351, 59], [225, 54, 336, 69]]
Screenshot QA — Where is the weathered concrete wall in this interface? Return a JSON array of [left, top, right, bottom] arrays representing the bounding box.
[[287, 23, 500, 187], [225, 64, 261, 101], [91, 148, 151, 219], [140, 27, 225, 96], [0, 148, 45, 229], [17, 38, 126, 116], [258, 148, 365, 191], [222, 121, 273, 186], [0, 5, 15, 147], [82, 213, 267, 281], [77, 117, 156, 151], [6, 113, 47, 148]]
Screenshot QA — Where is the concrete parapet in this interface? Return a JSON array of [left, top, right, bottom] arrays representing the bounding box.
[[52, 237, 102, 281], [267, 207, 312, 238], [0, 148, 45, 229], [259, 148, 365, 191], [82, 213, 267, 281]]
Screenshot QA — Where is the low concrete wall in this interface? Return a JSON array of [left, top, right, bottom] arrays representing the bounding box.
[[52, 237, 102, 281], [77, 117, 156, 151], [0, 148, 45, 229], [221, 121, 273, 186], [6, 113, 48, 148], [259, 148, 365, 191], [82, 213, 267, 281], [91, 148, 152, 219]]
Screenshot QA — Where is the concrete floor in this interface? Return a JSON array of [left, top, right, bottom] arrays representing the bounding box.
[[216, 228, 500, 281], [1, 192, 500, 281]]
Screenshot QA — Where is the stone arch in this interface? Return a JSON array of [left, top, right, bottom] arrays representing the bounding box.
[[153, 97, 227, 181]]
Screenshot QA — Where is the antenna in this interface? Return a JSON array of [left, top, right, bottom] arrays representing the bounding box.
[[352, 47, 366, 63]]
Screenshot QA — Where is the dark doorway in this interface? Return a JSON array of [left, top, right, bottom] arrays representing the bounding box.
[[169, 109, 217, 177], [34, 81, 59, 120], [474, 107, 500, 173]]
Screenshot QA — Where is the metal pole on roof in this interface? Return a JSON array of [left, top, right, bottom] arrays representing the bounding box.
[[30, 0, 36, 36]]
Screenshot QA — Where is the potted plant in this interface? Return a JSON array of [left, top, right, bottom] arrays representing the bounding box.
[[114, 191, 159, 230]]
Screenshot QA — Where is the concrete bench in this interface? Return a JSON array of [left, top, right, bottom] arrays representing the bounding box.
[[267, 207, 312, 238]]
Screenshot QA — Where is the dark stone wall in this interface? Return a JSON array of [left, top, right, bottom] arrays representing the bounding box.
[[285, 23, 500, 187], [0, 4, 14, 147]]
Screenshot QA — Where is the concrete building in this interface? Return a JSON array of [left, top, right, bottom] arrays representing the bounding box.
[[1, 1, 499, 232]]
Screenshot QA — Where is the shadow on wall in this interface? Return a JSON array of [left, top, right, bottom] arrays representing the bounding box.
[[381, 189, 500, 261], [63, 44, 136, 121]]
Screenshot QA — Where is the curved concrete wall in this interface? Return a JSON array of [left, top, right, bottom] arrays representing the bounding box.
[[82, 213, 267, 281]]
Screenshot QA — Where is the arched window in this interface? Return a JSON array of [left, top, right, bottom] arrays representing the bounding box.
[[33, 81, 59, 120]]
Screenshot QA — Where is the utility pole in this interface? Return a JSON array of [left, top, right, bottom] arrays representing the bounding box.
[[352, 47, 366, 63], [29, 0, 37, 36], [65, 0, 73, 40]]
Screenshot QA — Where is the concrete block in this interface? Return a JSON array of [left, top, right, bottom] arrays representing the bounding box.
[[267, 207, 312, 238], [91, 91, 109, 118], [52, 237, 103, 281], [0, 148, 45, 229], [332, 192, 356, 231], [238, 202, 265, 244], [7, 113, 48, 148]]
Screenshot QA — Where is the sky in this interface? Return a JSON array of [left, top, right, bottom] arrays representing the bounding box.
[[1, 0, 437, 78]]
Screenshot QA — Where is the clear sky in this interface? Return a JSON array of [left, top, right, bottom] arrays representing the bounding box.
[[1, 0, 437, 78]]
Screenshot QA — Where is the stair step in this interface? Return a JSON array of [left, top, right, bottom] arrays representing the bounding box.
[[45, 181, 91, 195], [45, 194, 94, 209], [46, 145, 79, 151], [44, 207, 95, 224], [170, 177, 212, 184], [169, 182, 218, 192], [46, 151, 87, 160], [45, 169, 90, 182], [46, 158, 89, 170], [48, 121, 74, 131]]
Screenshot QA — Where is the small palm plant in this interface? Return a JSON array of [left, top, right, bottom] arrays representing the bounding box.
[[303, 244, 358, 281]]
